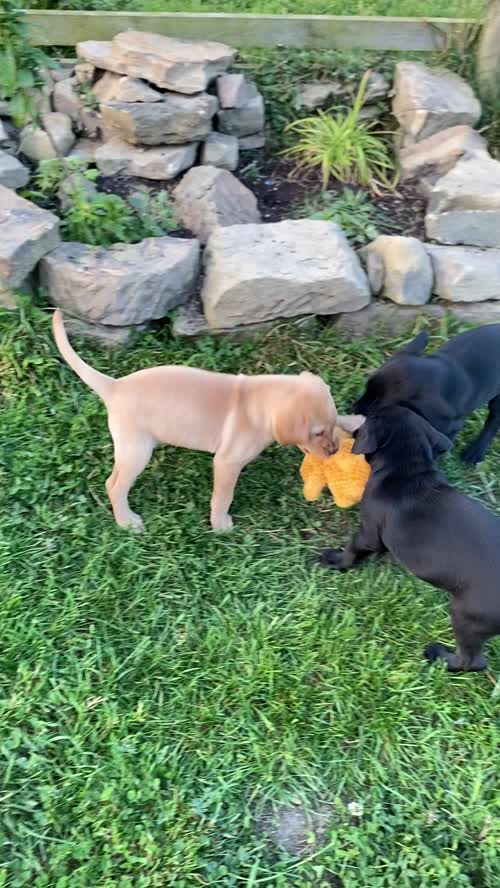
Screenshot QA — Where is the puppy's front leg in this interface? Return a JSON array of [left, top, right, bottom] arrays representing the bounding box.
[[320, 524, 382, 571], [210, 455, 245, 531]]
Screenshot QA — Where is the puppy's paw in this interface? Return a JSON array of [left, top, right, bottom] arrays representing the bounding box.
[[127, 513, 145, 534], [211, 513, 234, 532], [319, 548, 346, 569], [424, 642, 452, 663], [461, 441, 486, 465]]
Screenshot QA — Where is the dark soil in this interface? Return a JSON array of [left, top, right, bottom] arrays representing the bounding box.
[[97, 152, 426, 241]]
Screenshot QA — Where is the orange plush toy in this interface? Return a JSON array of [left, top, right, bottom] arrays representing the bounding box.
[[300, 425, 370, 509]]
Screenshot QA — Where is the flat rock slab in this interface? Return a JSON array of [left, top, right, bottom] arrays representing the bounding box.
[[363, 235, 433, 305], [173, 165, 261, 244], [110, 31, 236, 94], [334, 299, 500, 338], [399, 125, 488, 185], [201, 219, 370, 328], [40, 236, 200, 326], [173, 297, 316, 339], [0, 149, 30, 190], [426, 245, 500, 302], [201, 132, 239, 171], [94, 72, 163, 104], [95, 138, 196, 180], [76, 40, 127, 75], [393, 62, 481, 142], [425, 156, 500, 248], [63, 313, 149, 347], [101, 93, 218, 145], [0, 187, 60, 308], [294, 80, 346, 111]]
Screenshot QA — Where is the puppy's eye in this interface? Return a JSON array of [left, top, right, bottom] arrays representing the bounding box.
[[313, 430, 325, 437]]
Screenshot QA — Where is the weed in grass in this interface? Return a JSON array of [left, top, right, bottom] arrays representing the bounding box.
[[0, 303, 499, 884], [297, 186, 397, 245], [283, 72, 396, 192]]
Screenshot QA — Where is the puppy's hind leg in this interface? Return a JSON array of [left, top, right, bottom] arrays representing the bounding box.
[[106, 431, 154, 533], [425, 604, 489, 672], [462, 393, 500, 464]]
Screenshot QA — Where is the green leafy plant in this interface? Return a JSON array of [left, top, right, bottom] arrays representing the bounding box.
[[282, 70, 396, 192], [128, 189, 177, 237], [0, 0, 57, 127], [299, 186, 396, 245], [24, 157, 98, 205]]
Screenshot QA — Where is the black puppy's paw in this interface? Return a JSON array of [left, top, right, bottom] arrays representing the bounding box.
[[424, 642, 452, 663], [461, 441, 486, 465], [319, 548, 346, 570]]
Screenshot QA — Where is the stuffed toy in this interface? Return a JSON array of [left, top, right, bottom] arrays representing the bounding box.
[[300, 425, 370, 508]]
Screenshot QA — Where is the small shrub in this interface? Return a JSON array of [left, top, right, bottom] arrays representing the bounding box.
[[299, 187, 395, 245], [282, 70, 396, 192], [0, 0, 57, 127], [60, 185, 177, 247], [24, 157, 98, 205], [128, 189, 177, 238]]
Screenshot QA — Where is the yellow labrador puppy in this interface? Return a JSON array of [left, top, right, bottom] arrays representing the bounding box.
[[53, 310, 357, 532]]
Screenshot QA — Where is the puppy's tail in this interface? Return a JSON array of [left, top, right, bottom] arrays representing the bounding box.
[[52, 309, 114, 404]]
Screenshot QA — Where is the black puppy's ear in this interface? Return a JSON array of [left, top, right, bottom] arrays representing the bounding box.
[[390, 330, 429, 359], [420, 419, 452, 455], [351, 419, 391, 456]]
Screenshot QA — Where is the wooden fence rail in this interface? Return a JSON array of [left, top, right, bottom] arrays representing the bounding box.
[[23, 11, 480, 51]]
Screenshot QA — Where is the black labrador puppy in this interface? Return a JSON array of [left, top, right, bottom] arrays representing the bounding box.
[[320, 406, 500, 672], [353, 325, 500, 465]]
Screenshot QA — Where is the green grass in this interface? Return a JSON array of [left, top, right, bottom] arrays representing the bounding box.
[[1, 306, 500, 886], [137, 0, 484, 18]]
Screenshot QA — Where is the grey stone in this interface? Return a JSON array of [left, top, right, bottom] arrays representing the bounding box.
[[26, 86, 52, 118], [201, 219, 370, 328], [425, 156, 500, 248], [69, 137, 103, 162], [173, 166, 260, 244], [76, 41, 127, 75], [334, 299, 500, 338], [94, 72, 162, 104], [58, 172, 98, 211], [295, 80, 345, 111], [51, 60, 75, 83], [74, 63, 96, 85], [201, 132, 239, 171], [216, 74, 254, 109], [217, 92, 265, 137], [19, 125, 57, 162], [0, 149, 29, 190], [393, 62, 481, 142], [0, 121, 10, 145], [173, 297, 316, 339], [95, 138, 197, 180], [101, 93, 218, 146], [80, 109, 102, 139], [363, 235, 433, 305], [40, 236, 200, 326], [399, 125, 488, 185], [63, 313, 149, 347], [239, 132, 266, 150], [110, 31, 236, 94], [363, 71, 390, 104], [42, 112, 75, 156], [53, 78, 82, 124], [426, 245, 500, 302], [0, 187, 60, 308], [0, 101, 11, 118]]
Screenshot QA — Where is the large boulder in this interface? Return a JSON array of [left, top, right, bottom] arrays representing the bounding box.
[[95, 138, 197, 180], [425, 156, 500, 248], [173, 166, 260, 244], [0, 187, 60, 308], [363, 235, 433, 305], [109, 31, 236, 94], [40, 236, 200, 326], [426, 245, 500, 302], [398, 125, 488, 186], [393, 62, 481, 143], [0, 149, 29, 190], [201, 220, 370, 328], [101, 93, 218, 145]]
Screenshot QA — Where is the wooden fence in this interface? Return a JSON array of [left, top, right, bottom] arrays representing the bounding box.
[[24, 10, 480, 51]]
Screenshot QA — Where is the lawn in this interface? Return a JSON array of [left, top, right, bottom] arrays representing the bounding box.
[[1, 306, 499, 886], [136, 0, 485, 19]]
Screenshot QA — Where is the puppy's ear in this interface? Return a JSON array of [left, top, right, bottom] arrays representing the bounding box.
[[351, 418, 391, 455], [389, 330, 428, 359], [272, 404, 309, 445], [337, 414, 366, 434], [419, 418, 452, 455]]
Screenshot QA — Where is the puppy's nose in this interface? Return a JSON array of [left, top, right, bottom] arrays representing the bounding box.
[[328, 440, 339, 456]]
